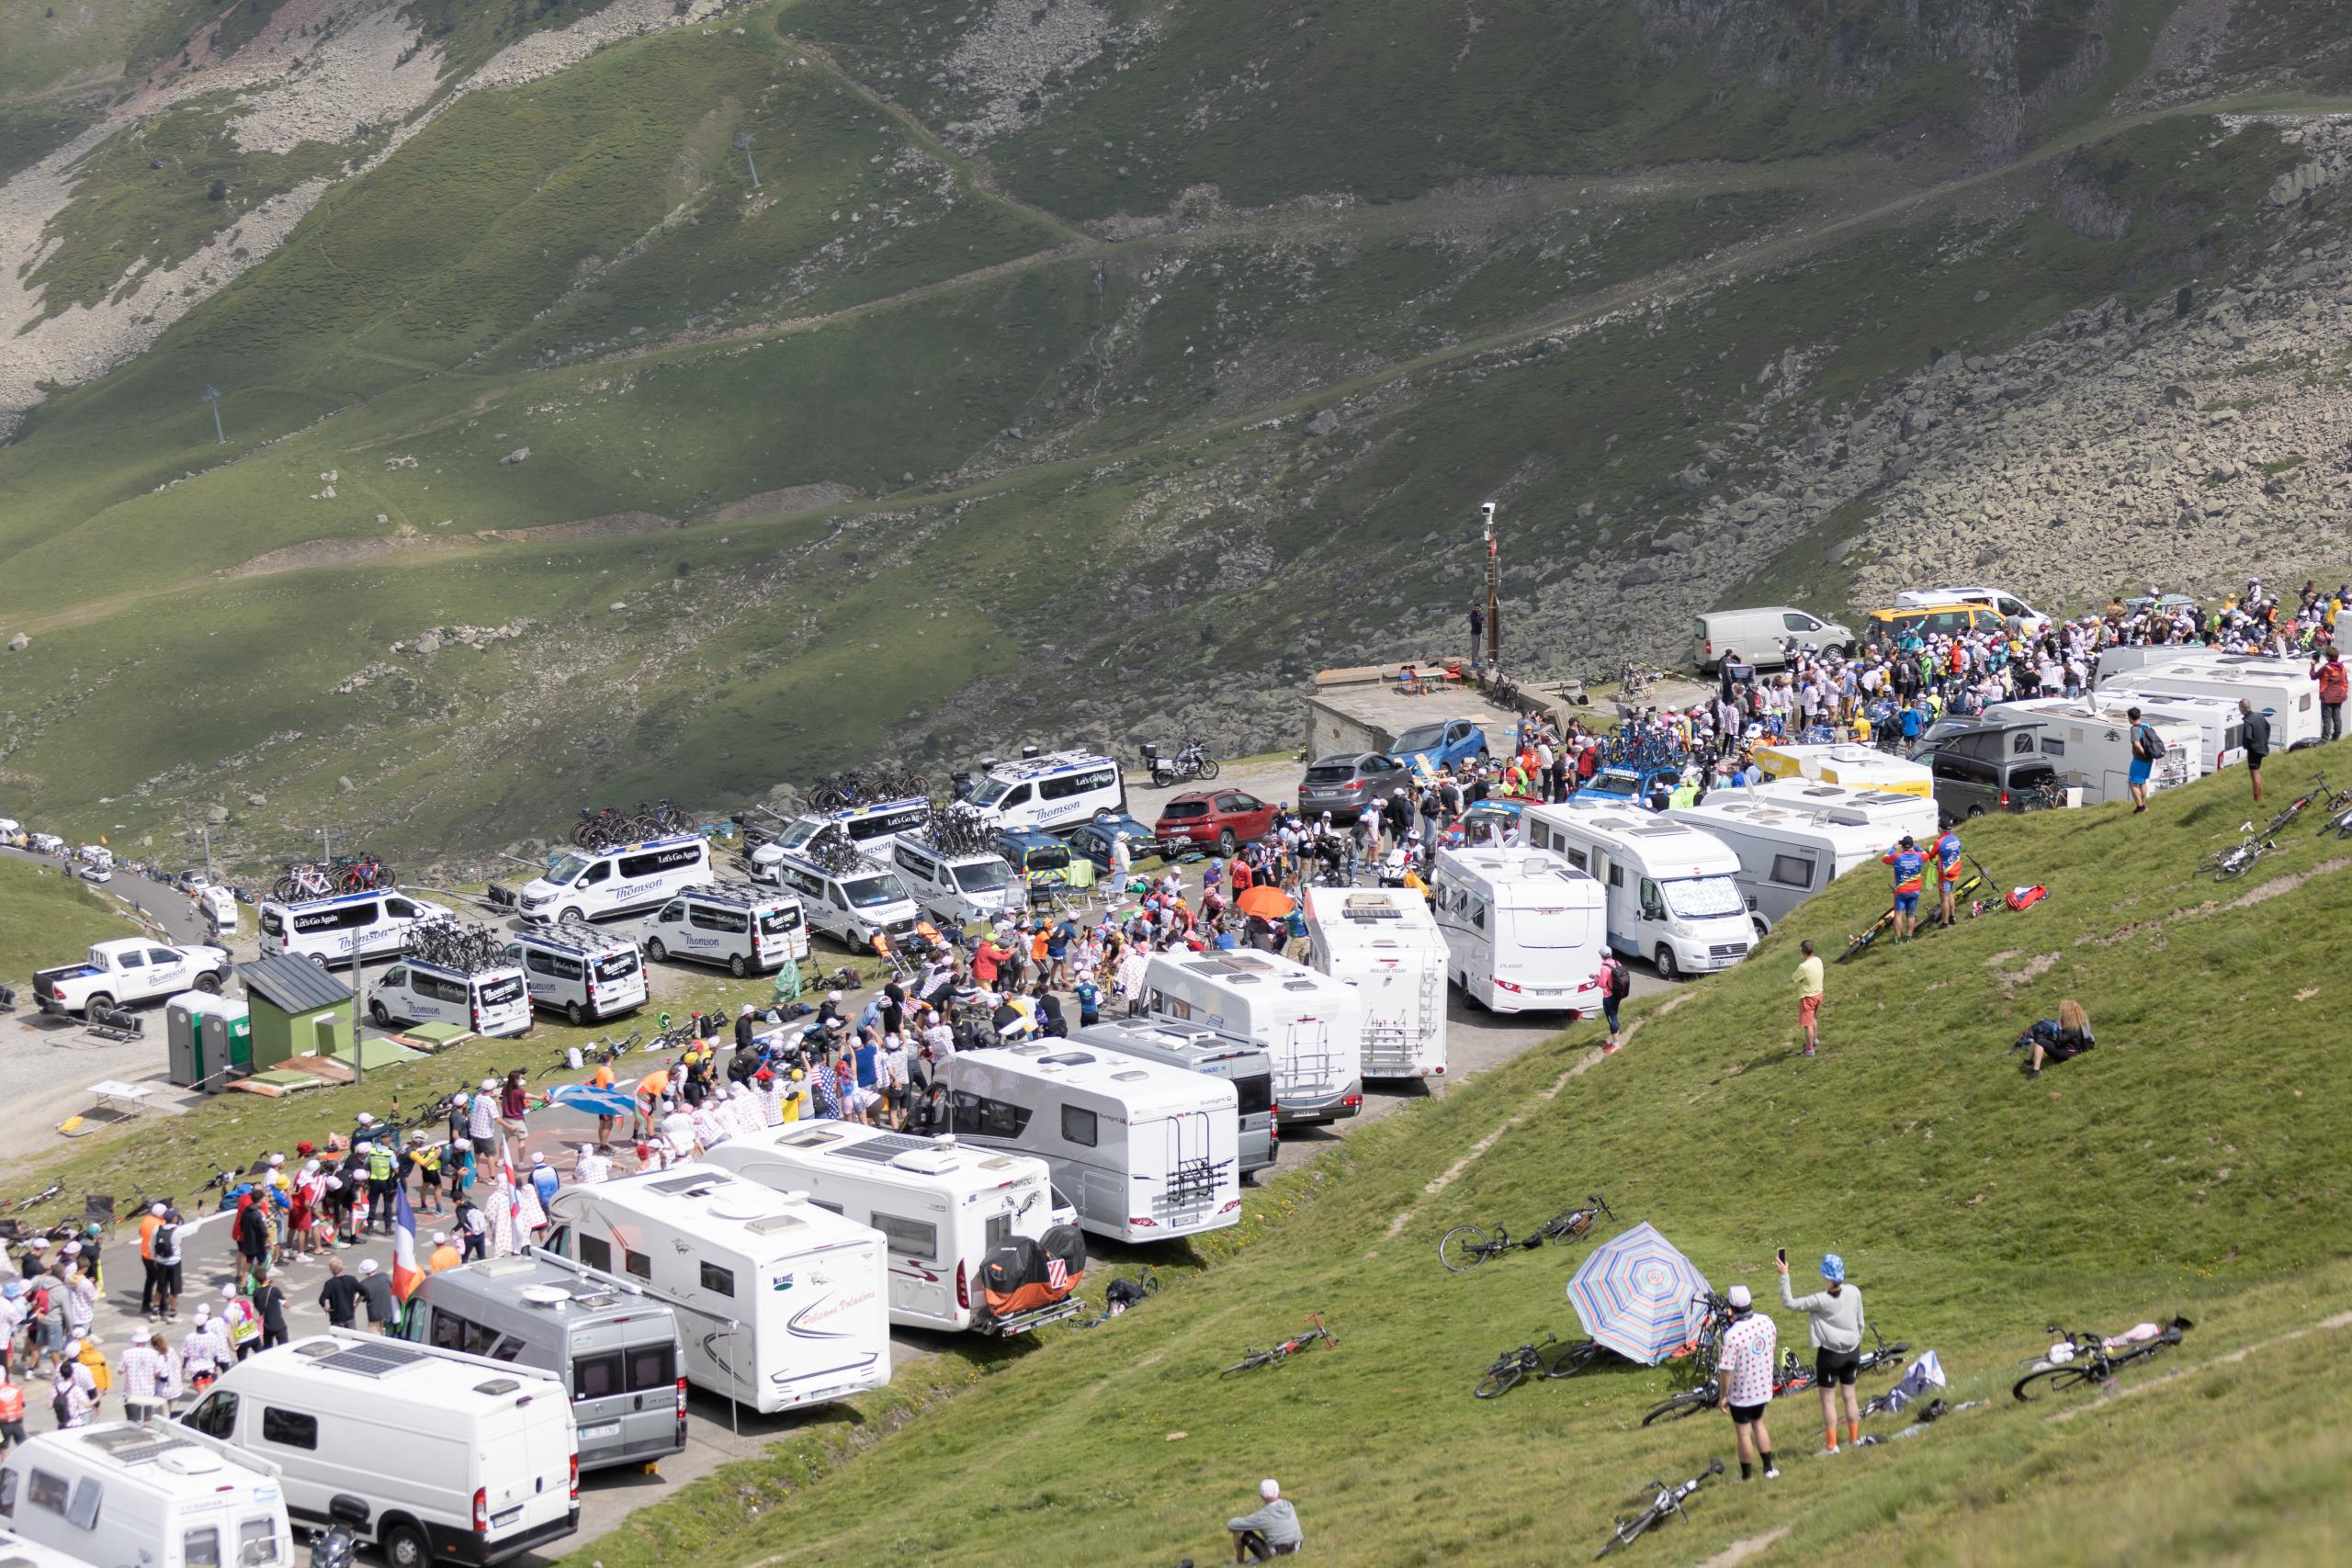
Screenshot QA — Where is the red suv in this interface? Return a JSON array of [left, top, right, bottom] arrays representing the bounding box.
[[1153, 790, 1278, 854]]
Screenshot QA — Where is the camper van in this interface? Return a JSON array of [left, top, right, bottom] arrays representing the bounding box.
[[405, 1251, 687, 1474], [184, 1332, 577, 1566], [0, 1527, 109, 1567], [888, 838, 1023, 926], [2098, 659, 2324, 750], [1666, 795, 1903, 938], [541, 1165, 891, 1415], [1749, 742, 1934, 800], [1300, 886, 1449, 1075], [0, 1425, 293, 1568], [634, 884, 809, 975], [258, 888, 454, 967], [511, 836, 710, 928], [961, 750, 1126, 833], [944, 1045, 1242, 1243], [1425, 848, 1610, 1013], [1736, 780, 1939, 842], [704, 1124, 1069, 1333], [744, 798, 933, 876], [1517, 807, 1752, 980], [1996, 688, 2246, 774], [1142, 950, 1364, 1125], [758, 851, 922, 953], [1071, 1019, 1277, 1179], [368, 956, 533, 1038], [503, 930, 649, 1026], [1976, 699, 2204, 805]]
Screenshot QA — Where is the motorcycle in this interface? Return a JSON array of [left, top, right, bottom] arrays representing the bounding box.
[[1141, 739, 1219, 786]]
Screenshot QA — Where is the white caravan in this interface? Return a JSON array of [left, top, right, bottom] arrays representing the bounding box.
[[186, 1332, 577, 1566], [704, 1125, 1069, 1334], [1423, 849, 1608, 1016], [1996, 688, 2246, 774], [0, 1425, 292, 1568], [1978, 699, 2204, 805], [1666, 795, 1902, 938], [542, 1166, 890, 1415], [258, 889, 454, 967], [1737, 780, 1940, 843], [2098, 659, 2324, 750], [1301, 886, 1451, 1075], [0, 1528, 104, 1568], [943, 1045, 1242, 1244], [1517, 807, 1752, 980], [1142, 950, 1364, 1124]]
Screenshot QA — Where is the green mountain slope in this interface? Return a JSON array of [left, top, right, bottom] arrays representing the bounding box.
[[0, 856, 142, 979], [560, 744, 2352, 1567]]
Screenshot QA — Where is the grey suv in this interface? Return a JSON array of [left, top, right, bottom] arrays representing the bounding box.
[[1298, 752, 1411, 823]]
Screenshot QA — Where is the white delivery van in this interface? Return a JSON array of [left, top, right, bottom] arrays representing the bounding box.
[[542, 1165, 890, 1415], [1691, 606, 1857, 672], [1518, 807, 1752, 980], [1425, 847, 1609, 1014], [369, 956, 533, 1038], [745, 798, 933, 876], [0, 1424, 292, 1568], [258, 889, 453, 967], [944, 1045, 1241, 1244], [1735, 780, 1941, 843], [1143, 949, 1364, 1125], [888, 838, 1023, 927], [502, 930, 649, 1026], [1978, 699, 2203, 805], [513, 836, 710, 928], [1301, 886, 1450, 1076], [184, 1333, 577, 1567], [1666, 794, 1900, 938], [962, 750, 1125, 833], [705, 1125, 1069, 1334], [635, 883, 809, 975], [2099, 659, 2324, 750], [762, 852, 922, 952]]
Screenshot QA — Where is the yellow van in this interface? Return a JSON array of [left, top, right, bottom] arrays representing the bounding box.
[[1863, 603, 2009, 645]]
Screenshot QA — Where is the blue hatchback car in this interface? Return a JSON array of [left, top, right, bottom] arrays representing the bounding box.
[[1389, 717, 1490, 774], [1067, 813, 1160, 872]]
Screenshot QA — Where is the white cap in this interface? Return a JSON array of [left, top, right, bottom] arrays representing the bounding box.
[[356, 1142, 373, 1154], [828, 990, 842, 1002], [358, 1259, 379, 1276], [530, 1152, 547, 1166], [433, 1232, 448, 1245], [577, 1145, 593, 1156], [356, 1112, 373, 1125], [481, 1078, 497, 1090], [1261, 1479, 1281, 1502], [149, 1202, 166, 1217], [193, 1304, 210, 1323], [267, 1153, 286, 1167], [1728, 1285, 1753, 1310]]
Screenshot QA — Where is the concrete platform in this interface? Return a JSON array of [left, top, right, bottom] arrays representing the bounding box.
[[1303, 663, 1529, 761]]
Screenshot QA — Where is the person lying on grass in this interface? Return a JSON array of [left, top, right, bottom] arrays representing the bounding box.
[[2016, 1000, 2094, 1078]]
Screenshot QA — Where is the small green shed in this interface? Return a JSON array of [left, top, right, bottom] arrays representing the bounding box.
[[239, 955, 354, 1071]]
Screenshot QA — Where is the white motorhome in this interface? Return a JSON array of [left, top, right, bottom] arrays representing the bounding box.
[[184, 1332, 577, 1567], [744, 798, 933, 876], [1423, 847, 1609, 1014], [1301, 886, 1450, 1076], [1736, 780, 1940, 842], [2100, 658, 2324, 750], [512, 836, 711, 928], [0, 1425, 292, 1568], [705, 1125, 1068, 1334], [1142, 950, 1363, 1124], [888, 838, 1023, 926], [503, 929, 649, 1026], [369, 956, 533, 1039], [542, 1165, 891, 1415], [1666, 795, 1902, 938], [635, 883, 809, 974], [258, 888, 453, 967], [0, 1527, 107, 1567], [962, 750, 1125, 833], [1978, 699, 2204, 805], [1518, 807, 1752, 980], [944, 1045, 1242, 1244], [2002, 687, 2246, 773]]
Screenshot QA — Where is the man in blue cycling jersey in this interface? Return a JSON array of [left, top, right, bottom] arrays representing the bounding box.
[[1882, 835, 1927, 942], [1932, 827, 1963, 928]]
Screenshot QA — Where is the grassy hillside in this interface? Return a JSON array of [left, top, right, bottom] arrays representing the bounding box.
[[552, 742, 2352, 1568], [0, 856, 141, 980]]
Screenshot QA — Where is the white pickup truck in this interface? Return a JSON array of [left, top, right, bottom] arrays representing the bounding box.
[[34, 937, 232, 1020]]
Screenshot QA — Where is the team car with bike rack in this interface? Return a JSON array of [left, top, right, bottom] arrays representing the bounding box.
[[499, 836, 712, 929]]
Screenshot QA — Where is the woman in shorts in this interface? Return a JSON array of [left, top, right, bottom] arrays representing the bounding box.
[[1779, 1251, 1866, 1453]]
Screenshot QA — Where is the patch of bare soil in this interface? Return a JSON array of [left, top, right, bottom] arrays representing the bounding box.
[[475, 511, 679, 542]]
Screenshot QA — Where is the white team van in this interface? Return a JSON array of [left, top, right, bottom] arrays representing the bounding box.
[[542, 1166, 892, 1415], [1301, 886, 1452, 1073], [1426, 848, 1608, 1014], [704, 1124, 1069, 1334], [888, 838, 1023, 926], [744, 798, 933, 877], [1519, 806, 1752, 980], [502, 930, 650, 1026], [635, 884, 809, 975], [0, 1424, 293, 1568], [1143, 950, 1364, 1124], [259, 889, 453, 967], [762, 852, 922, 952], [513, 836, 710, 928], [369, 957, 533, 1038], [961, 750, 1125, 833], [183, 1332, 578, 1567]]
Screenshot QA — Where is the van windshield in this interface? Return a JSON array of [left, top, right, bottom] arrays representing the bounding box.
[[544, 852, 590, 886], [1661, 875, 1744, 921], [970, 776, 1013, 807], [843, 874, 910, 908], [1579, 773, 1640, 799], [954, 859, 1013, 892]]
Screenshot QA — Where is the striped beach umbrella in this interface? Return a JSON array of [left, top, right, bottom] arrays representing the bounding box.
[[1565, 1222, 1713, 1365]]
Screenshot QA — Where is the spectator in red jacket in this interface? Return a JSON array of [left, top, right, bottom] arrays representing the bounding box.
[[2312, 644, 2346, 745]]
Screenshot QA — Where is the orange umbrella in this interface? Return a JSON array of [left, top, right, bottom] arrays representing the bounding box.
[[1236, 886, 1295, 919]]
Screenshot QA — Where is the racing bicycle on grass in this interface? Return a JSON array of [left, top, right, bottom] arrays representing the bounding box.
[[1594, 1461, 1723, 1558], [1474, 1334, 1611, 1397], [1219, 1313, 1338, 1377], [1439, 1194, 1615, 1271], [2012, 1316, 2192, 1402], [2205, 828, 2281, 881], [2260, 772, 2345, 838]]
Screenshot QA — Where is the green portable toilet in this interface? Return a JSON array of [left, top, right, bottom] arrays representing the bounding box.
[[165, 992, 252, 1092], [238, 955, 354, 1071]]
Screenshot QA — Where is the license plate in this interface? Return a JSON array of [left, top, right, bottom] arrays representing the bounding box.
[[492, 1507, 524, 1529], [581, 1423, 620, 1440]]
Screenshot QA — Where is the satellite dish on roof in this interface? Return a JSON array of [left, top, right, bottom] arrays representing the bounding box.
[[519, 1284, 569, 1308]]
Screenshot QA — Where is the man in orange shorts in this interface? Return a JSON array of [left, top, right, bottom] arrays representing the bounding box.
[[1792, 939, 1824, 1059]]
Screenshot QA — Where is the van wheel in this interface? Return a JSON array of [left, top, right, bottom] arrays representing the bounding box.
[[647, 939, 669, 964], [309, 953, 331, 971], [379, 1521, 428, 1568], [369, 999, 390, 1026], [1752, 916, 1770, 942], [195, 971, 222, 994], [1966, 805, 1986, 821], [1655, 947, 1680, 983], [729, 953, 749, 978], [566, 1000, 587, 1028], [560, 907, 586, 929]]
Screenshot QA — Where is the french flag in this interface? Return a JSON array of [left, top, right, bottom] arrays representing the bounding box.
[[390, 1184, 425, 1303]]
